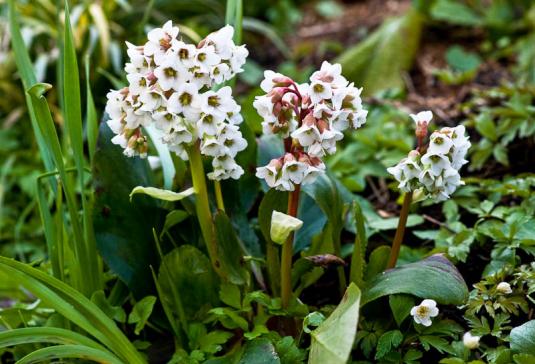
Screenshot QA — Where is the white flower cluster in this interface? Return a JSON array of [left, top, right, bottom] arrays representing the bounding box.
[[387, 112, 471, 202], [254, 62, 368, 191], [105, 21, 249, 180]]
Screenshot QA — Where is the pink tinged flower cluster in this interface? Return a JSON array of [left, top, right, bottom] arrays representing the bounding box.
[[105, 21, 248, 180], [254, 61, 368, 191], [387, 111, 471, 202]]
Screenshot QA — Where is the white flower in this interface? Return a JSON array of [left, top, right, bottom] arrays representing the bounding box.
[[302, 161, 325, 185], [126, 73, 149, 95], [173, 41, 197, 68], [428, 132, 453, 155], [229, 45, 249, 73], [194, 45, 221, 71], [210, 63, 231, 84], [310, 61, 348, 89], [200, 86, 238, 119], [496, 282, 512, 294], [144, 21, 179, 64], [260, 70, 288, 92], [421, 152, 451, 176], [281, 154, 307, 184], [205, 25, 235, 59], [138, 88, 164, 113], [167, 83, 201, 121], [256, 159, 282, 188], [154, 57, 188, 91], [309, 80, 333, 104], [463, 332, 481, 349], [410, 299, 439, 327], [410, 111, 433, 127], [291, 120, 321, 147]]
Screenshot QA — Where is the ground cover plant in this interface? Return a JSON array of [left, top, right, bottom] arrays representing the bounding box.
[[0, 0, 534, 363]]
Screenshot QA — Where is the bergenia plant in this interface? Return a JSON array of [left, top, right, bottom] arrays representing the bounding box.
[[105, 21, 248, 272], [386, 111, 471, 268], [253, 62, 368, 306], [105, 21, 248, 181]]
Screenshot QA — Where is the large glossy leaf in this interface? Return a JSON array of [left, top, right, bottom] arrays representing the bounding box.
[[93, 122, 163, 297], [130, 186, 194, 202], [361, 255, 468, 306], [158, 245, 219, 318], [511, 320, 535, 355], [238, 338, 281, 364], [336, 9, 423, 96], [214, 211, 250, 285], [309, 283, 361, 364]]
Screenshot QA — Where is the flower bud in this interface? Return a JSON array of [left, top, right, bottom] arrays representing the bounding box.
[[496, 282, 512, 294], [463, 332, 480, 349], [272, 76, 294, 88]]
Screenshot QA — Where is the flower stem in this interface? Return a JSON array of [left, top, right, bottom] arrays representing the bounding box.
[[187, 142, 219, 272], [281, 184, 301, 309], [386, 191, 413, 269], [214, 180, 226, 212]]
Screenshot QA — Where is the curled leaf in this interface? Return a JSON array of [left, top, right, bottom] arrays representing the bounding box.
[[270, 211, 303, 245], [129, 186, 194, 202]]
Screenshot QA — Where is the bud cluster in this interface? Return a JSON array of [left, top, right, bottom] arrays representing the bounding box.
[[254, 62, 368, 191], [105, 21, 249, 180], [387, 111, 471, 202]]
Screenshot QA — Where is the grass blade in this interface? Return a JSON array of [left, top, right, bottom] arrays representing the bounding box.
[[0, 327, 106, 351], [16, 345, 124, 364], [0, 256, 146, 364], [8, 0, 55, 176], [85, 56, 98, 165]]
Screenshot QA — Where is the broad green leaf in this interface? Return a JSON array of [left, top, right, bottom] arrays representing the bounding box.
[[128, 296, 157, 335], [364, 246, 390, 282], [16, 344, 123, 364], [336, 9, 423, 96], [93, 122, 163, 297], [270, 211, 303, 245], [430, 0, 482, 26], [511, 320, 535, 355], [361, 255, 469, 306], [214, 211, 249, 285], [368, 214, 424, 230], [389, 295, 416, 327], [130, 186, 194, 202], [309, 283, 361, 364], [219, 283, 242, 309], [445, 46, 482, 72], [0, 327, 105, 351], [238, 338, 281, 364], [158, 245, 219, 318]]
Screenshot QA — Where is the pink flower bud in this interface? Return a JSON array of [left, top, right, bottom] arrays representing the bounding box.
[[273, 76, 294, 88]]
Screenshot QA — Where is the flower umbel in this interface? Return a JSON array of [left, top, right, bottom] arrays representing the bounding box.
[[105, 21, 249, 180], [254, 61, 368, 190], [410, 299, 439, 327], [387, 111, 471, 202]]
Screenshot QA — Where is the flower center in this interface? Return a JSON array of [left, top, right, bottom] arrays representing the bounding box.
[[208, 95, 220, 107], [179, 92, 192, 106], [164, 67, 177, 78], [416, 306, 429, 317], [313, 83, 324, 93]]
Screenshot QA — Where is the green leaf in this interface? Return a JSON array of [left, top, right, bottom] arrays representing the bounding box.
[[368, 214, 424, 230], [309, 283, 361, 364], [158, 245, 219, 318], [389, 294, 416, 326], [364, 246, 391, 282], [91, 290, 126, 323], [375, 330, 403, 359], [275, 336, 306, 364], [350, 201, 368, 287], [511, 320, 535, 355], [0, 257, 145, 364], [199, 331, 234, 355], [16, 344, 123, 364], [128, 296, 157, 335], [336, 9, 423, 96], [85, 58, 98, 164], [270, 211, 303, 245], [430, 0, 482, 26], [93, 122, 162, 297], [161, 210, 189, 238], [219, 283, 242, 309], [475, 114, 497, 141], [144, 125, 176, 190], [238, 338, 281, 364], [8, 0, 54, 173], [361, 255, 468, 306], [258, 190, 288, 245], [0, 327, 105, 351], [214, 211, 249, 285], [445, 46, 482, 72], [130, 186, 195, 202]]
